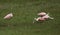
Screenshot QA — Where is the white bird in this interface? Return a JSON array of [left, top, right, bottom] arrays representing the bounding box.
[[37, 12, 46, 17], [33, 17, 45, 23], [33, 12, 54, 23], [34, 17, 45, 21], [42, 13, 54, 19], [4, 13, 13, 19]]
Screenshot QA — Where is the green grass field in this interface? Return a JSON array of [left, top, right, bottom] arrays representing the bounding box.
[[0, 0, 60, 35]]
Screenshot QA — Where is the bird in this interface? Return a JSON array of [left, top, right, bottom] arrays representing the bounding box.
[[37, 12, 47, 17], [33, 13, 54, 23], [33, 17, 45, 23], [34, 17, 45, 21], [4, 13, 13, 19], [42, 13, 54, 19]]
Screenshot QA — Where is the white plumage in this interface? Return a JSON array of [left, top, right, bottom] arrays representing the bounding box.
[[42, 14, 54, 19], [42, 14, 49, 19], [4, 13, 13, 19], [33, 17, 45, 23], [37, 12, 46, 16], [33, 12, 54, 23], [34, 17, 45, 21]]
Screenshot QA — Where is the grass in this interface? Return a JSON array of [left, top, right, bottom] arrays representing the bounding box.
[[0, 0, 60, 35]]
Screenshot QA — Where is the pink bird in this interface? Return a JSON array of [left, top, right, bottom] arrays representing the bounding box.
[[4, 13, 13, 19]]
